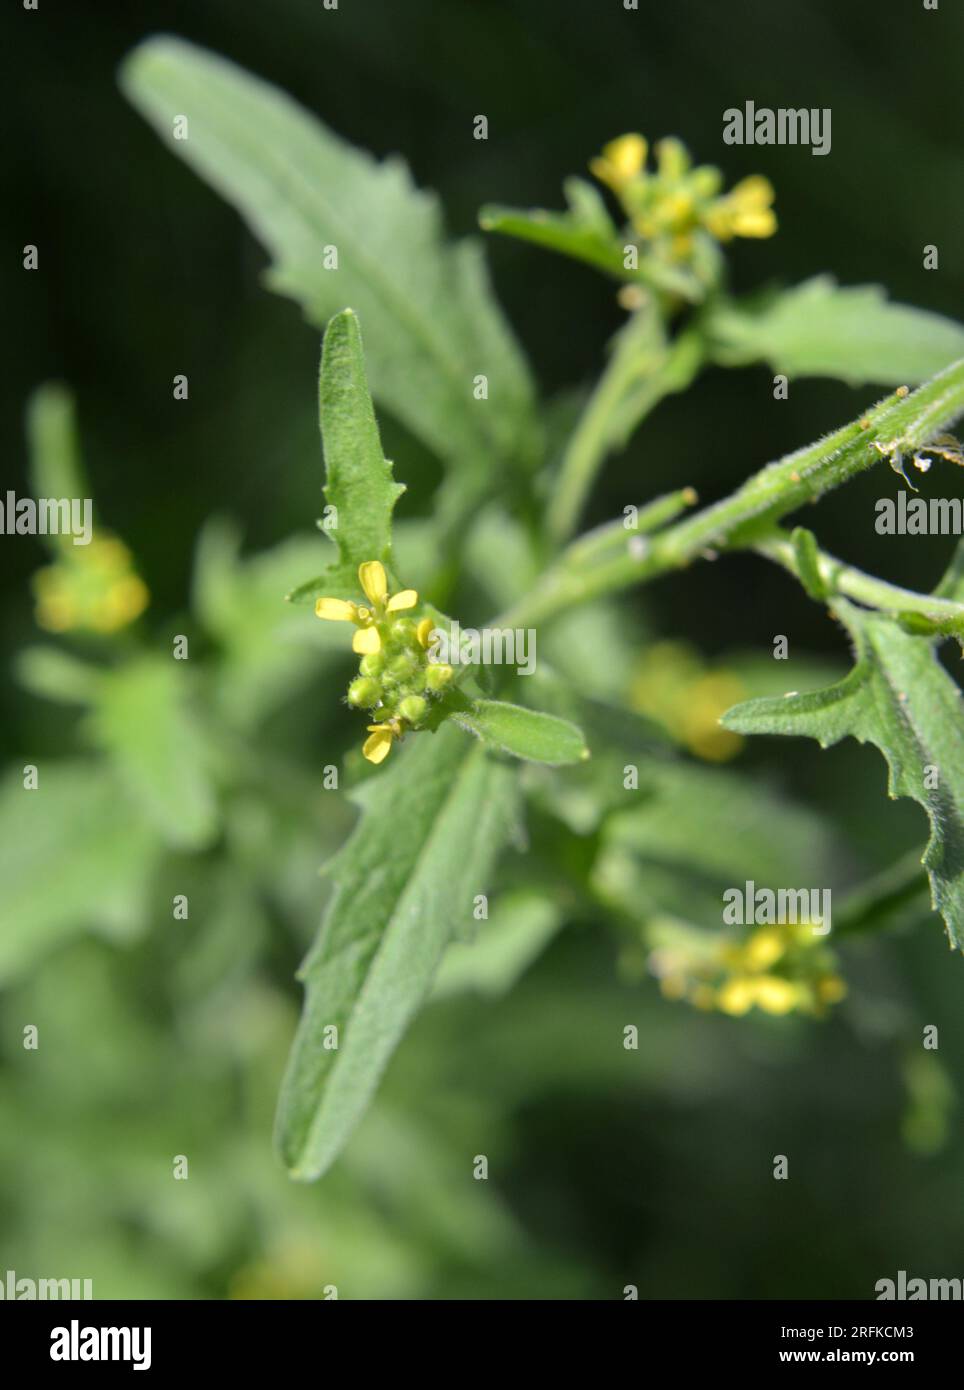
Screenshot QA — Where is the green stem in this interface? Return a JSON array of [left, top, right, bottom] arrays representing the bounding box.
[[753, 533, 964, 632], [545, 307, 702, 547], [499, 357, 964, 631], [834, 849, 931, 938]]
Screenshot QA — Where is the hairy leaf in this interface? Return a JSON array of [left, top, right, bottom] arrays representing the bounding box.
[[452, 697, 589, 765], [287, 310, 406, 603], [708, 276, 964, 385], [121, 37, 540, 518], [276, 723, 518, 1180], [722, 601, 964, 947]]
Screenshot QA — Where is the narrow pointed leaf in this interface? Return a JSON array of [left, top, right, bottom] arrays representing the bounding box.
[[276, 724, 518, 1180]]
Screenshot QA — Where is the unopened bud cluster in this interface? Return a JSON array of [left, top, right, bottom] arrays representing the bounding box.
[[347, 615, 454, 724]]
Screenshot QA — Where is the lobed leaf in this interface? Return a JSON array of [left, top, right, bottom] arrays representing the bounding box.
[[722, 601, 964, 948]]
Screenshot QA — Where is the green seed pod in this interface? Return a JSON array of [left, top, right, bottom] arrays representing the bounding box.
[[359, 651, 385, 678], [397, 695, 427, 726], [347, 675, 381, 708], [425, 662, 454, 693]]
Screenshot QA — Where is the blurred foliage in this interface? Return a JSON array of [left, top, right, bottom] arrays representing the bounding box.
[[2, 0, 964, 1301]]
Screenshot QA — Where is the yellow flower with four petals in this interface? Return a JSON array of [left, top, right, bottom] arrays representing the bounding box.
[[314, 560, 452, 765], [315, 560, 417, 654]]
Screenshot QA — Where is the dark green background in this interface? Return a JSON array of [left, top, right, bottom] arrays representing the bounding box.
[[2, 0, 963, 1299]]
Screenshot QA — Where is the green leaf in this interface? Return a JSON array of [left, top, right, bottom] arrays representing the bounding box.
[[276, 723, 518, 1180], [287, 309, 406, 603], [452, 698, 589, 765], [0, 763, 158, 984], [26, 385, 88, 554], [432, 889, 562, 999], [191, 520, 345, 725], [86, 657, 219, 850], [16, 647, 101, 705], [480, 178, 626, 273], [707, 276, 964, 386], [121, 37, 540, 516], [789, 526, 829, 602], [721, 600, 964, 948], [593, 758, 838, 931], [935, 536, 964, 606], [480, 178, 702, 300]]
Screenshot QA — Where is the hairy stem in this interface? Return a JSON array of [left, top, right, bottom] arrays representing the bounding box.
[[499, 357, 964, 631], [753, 533, 964, 632]]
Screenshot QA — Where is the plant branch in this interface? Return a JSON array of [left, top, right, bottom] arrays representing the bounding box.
[[545, 307, 703, 547], [498, 357, 964, 631], [752, 532, 964, 633]]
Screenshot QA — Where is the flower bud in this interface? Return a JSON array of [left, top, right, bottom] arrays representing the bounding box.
[[389, 616, 418, 647], [397, 695, 427, 726], [384, 651, 417, 685], [358, 652, 384, 679], [347, 675, 381, 708], [425, 662, 454, 693]]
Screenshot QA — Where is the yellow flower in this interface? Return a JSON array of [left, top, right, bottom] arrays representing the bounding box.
[[33, 534, 149, 635], [629, 641, 745, 762], [315, 560, 417, 655], [816, 974, 848, 1005], [704, 175, 777, 241], [589, 133, 647, 192], [754, 975, 801, 1015], [362, 716, 404, 765], [742, 927, 786, 972], [718, 977, 756, 1016]]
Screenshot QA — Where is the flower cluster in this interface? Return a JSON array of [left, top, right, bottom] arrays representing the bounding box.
[[629, 639, 746, 762], [648, 920, 846, 1018], [33, 534, 149, 635], [315, 560, 453, 764], [590, 133, 777, 264]]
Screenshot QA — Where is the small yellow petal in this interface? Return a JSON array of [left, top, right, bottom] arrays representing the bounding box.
[[352, 626, 381, 654], [654, 137, 689, 180], [717, 978, 756, 1016], [362, 729, 393, 764], [416, 617, 434, 649], [743, 928, 785, 972], [386, 588, 418, 612], [729, 174, 775, 209], [730, 208, 777, 238], [358, 561, 388, 605], [591, 133, 647, 190], [754, 976, 799, 1015], [315, 597, 356, 621]]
